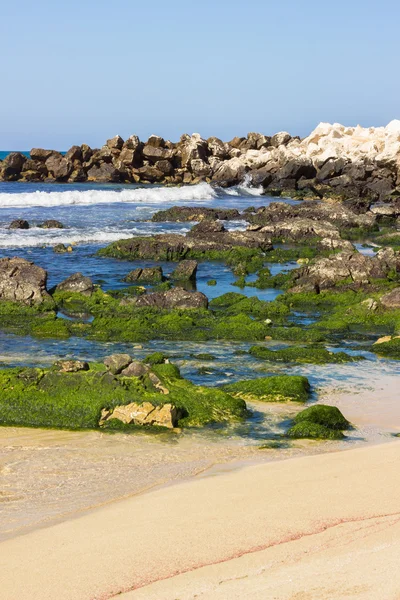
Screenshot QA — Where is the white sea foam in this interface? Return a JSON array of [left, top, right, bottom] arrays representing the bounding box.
[[0, 183, 217, 209], [225, 174, 264, 197], [0, 226, 190, 248]]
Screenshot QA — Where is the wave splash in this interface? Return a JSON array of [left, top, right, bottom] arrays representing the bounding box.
[[0, 182, 218, 209]]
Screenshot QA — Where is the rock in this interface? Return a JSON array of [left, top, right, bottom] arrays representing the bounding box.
[[361, 298, 379, 311], [106, 135, 124, 150], [258, 217, 341, 242], [87, 163, 120, 182], [100, 401, 178, 428], [188, 220, 225, 236], [151, 207, 241, 222], [53, 244, 68, 253], [270, 132, 292, 147], [207, 137, 229, 159], [55, 272, 95, 296], [142, 145, 173, 162], [123, 266, 164, 283], [9, 219, 29, 229], [146, 135, 165, 148], [190, 158, 212, 177], [55, 360, 89, 373], [381, 287, 400, 309], [103, 353, 132, 374], [30, 148, 55, 161], [40, 220, 64, 229], [290, 251, 399, 292], [64, 145, 82, 162], [212, 157, 247, 185], [136, 287, 208, 310], [179, 133, 208, 167], [171, 260, 198, 281], [1, 152, 27, 180], [136, 164, 165, 182], [0, 257, 52, 305], [45, 154, 72, 180], [120, 361, 150, 377]]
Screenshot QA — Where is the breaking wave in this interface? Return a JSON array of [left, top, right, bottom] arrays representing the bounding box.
[[0, 183, 217, 209]]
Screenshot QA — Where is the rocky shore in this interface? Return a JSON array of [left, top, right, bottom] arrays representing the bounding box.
[[2, 121, 400, 202]]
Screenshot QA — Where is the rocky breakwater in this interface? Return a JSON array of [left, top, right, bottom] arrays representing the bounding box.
[[1, 121, 400, 202]]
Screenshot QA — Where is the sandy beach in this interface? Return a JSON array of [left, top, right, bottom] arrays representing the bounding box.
[[1, 438, 399, 600]]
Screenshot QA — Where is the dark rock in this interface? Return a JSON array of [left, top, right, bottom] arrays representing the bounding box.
[[87, 163, 120, 182], [123, 266, 164, 283], [142, 145, 173, 163], [207, 137, 229, 159], [171, 260, 198, 281], [136, 287, 208, 310], [53, 244, 69, 253], [64, 145, 82, 162], [136, 165, 165, 182], [106, 135, 124, 150], [1, 152, 27, 180], [151, 207, 241, 222], [30, 148, 55, 161], [155, 159, 174, 175], [316, 158, 348, 181], [55, 272, 95, 296], [45, 154, 73, 180], [146, 135, 165, 148], [40, 220, 64, 229], [9, 219, 29, 230], [103, 353, 132, 374], [0, 257, 52, 305], [188, 220, 225, 236], [80, 144, 93, 162], [275, 158, 317, 182]]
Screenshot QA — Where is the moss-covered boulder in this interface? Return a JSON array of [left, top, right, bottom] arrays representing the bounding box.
[[0, 359, 247, 431], [287, 422, 344, 440], [249, 345, 364, 364], [373, 336, 400, 359], [293, 404, 350, 429], [223, 375, 310, 403]]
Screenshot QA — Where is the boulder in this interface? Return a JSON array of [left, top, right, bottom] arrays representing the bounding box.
[[30, 148, 55, 161], [1, 152, 27, 180], [123, 266, 164, 283], [106, 135, 124, 150], [53, 244, 68, 253], [40, 220, 64, 229], [87, 163, 120, 182], [212, 157, 247, 185], [136, 164, 165, 182], [290, 251, 397, 292], [0, 257, 52, 305], [146, 135, 165, 148], [55, 360, 89, 373], [135, 287, 208, 310], [381, 288, 400, 309], [151, 207, 241, 222], [9, 219, 29, 230], [270, 132, 292, 147], [55, 272, 94, 296], [120, 361, 150, 377], [64, 145, 82, 162], [142, 145, 173, 162], [45, 154, 73, 180], [207, 137, 229, 159], [179, 133, 208, 167], [100, 401, 178, 428], [171, 260, 198, 281], [103, 353, 133, 375]]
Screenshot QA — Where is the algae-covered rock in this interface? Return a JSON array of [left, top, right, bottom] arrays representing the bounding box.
[[100, 402, 179, 428], [372, 336, 400, 359], [0, 359, 247, 430], [103, 353, 133, 374], [294, 404, 350, 429], [287, 422, 344, 440], [171, 260, 198, 281], [223, 375, 310, 403], [55, 273, 95, 296], [249, 345, 364, 364], [55, 360, 89, 373], [123, 266, 164, 283]]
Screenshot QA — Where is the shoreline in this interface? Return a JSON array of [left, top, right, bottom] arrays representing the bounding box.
[[1, 439, 399, 599]]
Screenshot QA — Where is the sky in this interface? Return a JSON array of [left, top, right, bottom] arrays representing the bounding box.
[[1, 0, 399, 149]]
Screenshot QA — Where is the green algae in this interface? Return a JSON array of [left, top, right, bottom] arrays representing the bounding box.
[[248, 345, 364, 364], [0, 360, 247, 431], [222, 375, 310, 403], [372, 337, 400, 359], [286, 422, 344, 440], [293, 404, 350, 429]]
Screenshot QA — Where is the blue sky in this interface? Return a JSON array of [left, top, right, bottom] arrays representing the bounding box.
[[1, 0, 399, 149]]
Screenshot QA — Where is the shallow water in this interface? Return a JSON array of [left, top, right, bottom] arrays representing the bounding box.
[[0, 181, 399, 539]]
